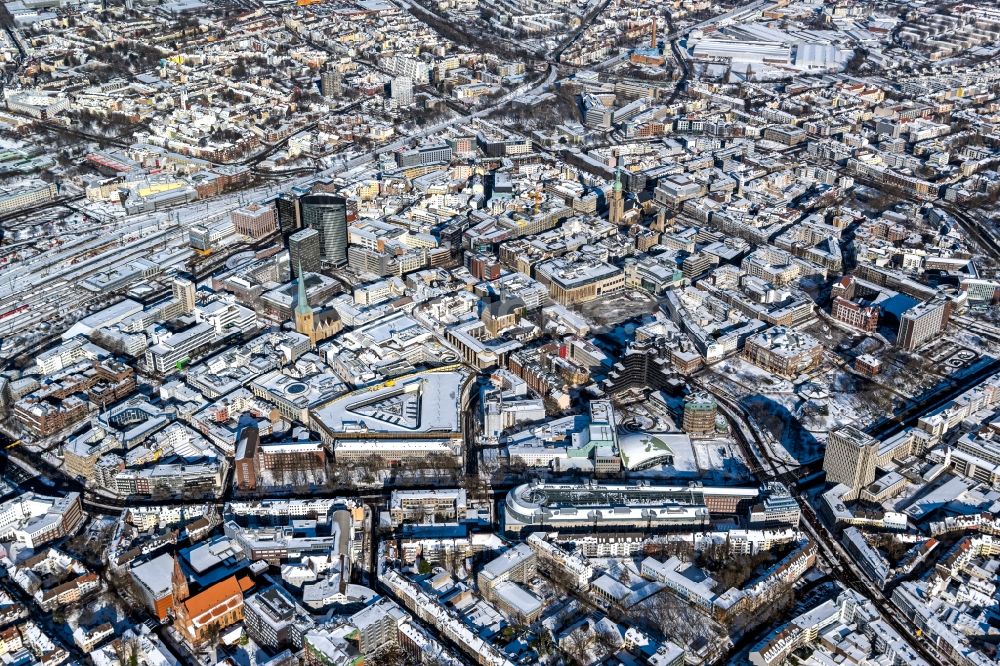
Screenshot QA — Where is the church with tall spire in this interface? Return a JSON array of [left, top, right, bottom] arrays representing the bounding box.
[[609, 168, 625, 225], [293, 263, 343, 346]]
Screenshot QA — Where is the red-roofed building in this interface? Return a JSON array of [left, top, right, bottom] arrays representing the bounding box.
[[174, 575, 254, 645]]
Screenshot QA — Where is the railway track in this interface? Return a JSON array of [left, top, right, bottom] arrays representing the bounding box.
[[0, 194, 85, 224], [694, 381, 943, 665], [943, 203, 1000, 262]]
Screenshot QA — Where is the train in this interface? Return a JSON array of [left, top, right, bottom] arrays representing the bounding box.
[[0, 304, 29, 321]]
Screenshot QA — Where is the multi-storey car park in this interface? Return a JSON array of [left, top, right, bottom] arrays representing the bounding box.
[[309, 367, 474, 464]]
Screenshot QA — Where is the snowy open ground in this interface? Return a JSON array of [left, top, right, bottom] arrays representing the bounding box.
[[708, 357, 888, 465]]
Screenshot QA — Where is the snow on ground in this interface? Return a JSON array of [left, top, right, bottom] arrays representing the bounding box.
[[578, 290, 660, 328], [693, 439, 754, 482], [713, 358, 795, 394], [258, 467, 327, 490], [221, 635, 272, 666], [710, 359, 886, 465], [65, 592, 130, 650], [479, 448, 503, 476]]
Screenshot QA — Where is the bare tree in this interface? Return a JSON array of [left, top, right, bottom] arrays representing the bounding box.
[[595, 625, 623, 655], [113, 635, 141, 666], [463, 473, 490, 501], [535, 548, 579, 593], [366, 642, 417, 666], [561, 628, 596, 666], [107, 567, 145, 608], [201, 622, 221, 647], [409, 503, 427, 524], [627, 591, 719, 646]]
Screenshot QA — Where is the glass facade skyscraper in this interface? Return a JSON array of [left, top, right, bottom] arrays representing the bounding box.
[[300, 193, 348, 267]]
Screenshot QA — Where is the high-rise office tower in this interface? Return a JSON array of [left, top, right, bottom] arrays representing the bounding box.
[[823, 425, 879, 499], [391, 76, 413, 108], [682, 392, 717, 436], [301, 193, 348, 267], [275, 191, 302, 242], [320, 66, 342, 98], [171, 277, 196, 313], [897, 298, 951, 351], [232, 202, 278, 240], [289, 227, 321, 278]]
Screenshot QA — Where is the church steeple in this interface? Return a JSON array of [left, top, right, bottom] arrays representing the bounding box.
[[294, 261, 310, 316], [609, 168, 625, 225], [294, 262, 316, 346]]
